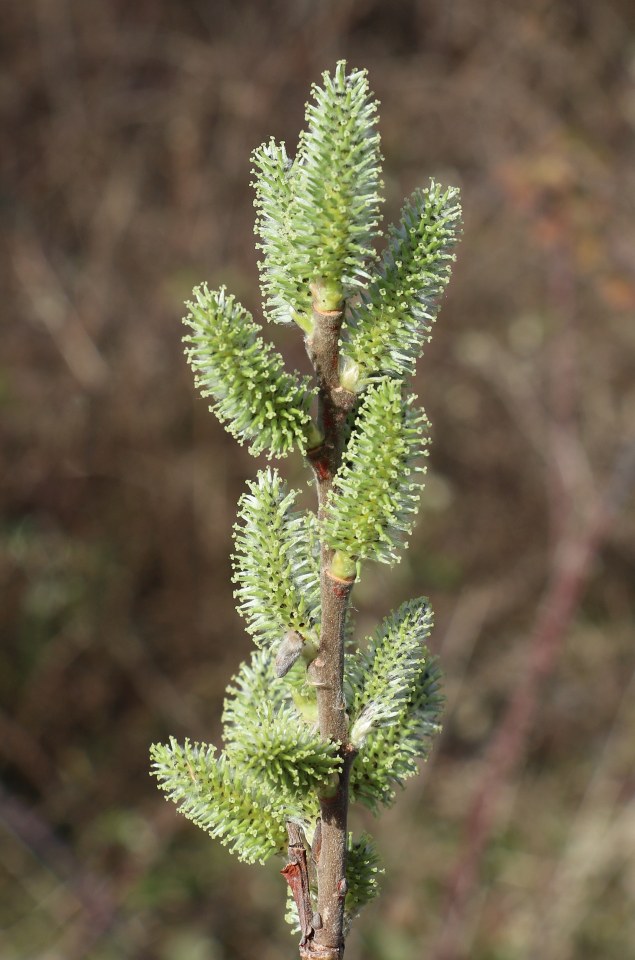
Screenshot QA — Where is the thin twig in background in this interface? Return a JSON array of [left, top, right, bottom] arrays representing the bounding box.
[[431, 435, 635, 960], [13, 235, 109, 391], [526, 665, 635, 960], [0, 782, 179, 960]]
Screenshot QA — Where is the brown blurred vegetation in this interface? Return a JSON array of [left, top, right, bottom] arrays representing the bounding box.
[[2, 1, 635, 958]]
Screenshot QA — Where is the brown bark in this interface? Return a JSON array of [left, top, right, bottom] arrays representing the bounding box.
[[299, 304, 357, 959], [283, 822, 318, 947]]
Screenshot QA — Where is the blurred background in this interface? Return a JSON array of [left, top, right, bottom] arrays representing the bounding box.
[[2, 1, 635, 958]]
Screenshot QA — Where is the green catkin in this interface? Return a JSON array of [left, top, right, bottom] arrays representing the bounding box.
[[341, 181, 462, 390], [343, 834, 383, 932], [252, 139, 312, 330], [350, 656, 444, 811], [226, 699, 341, 797], [150, 738, 294, 864], [321, 379, 430, 569], [222, 651, 340, 806], [347, 597, 436, 744], [345, 599, 443, 811], [293, 61, 384, 307], [183, 285, 317, 458], [232, 469, 321, 650], [252, 61, 383, 328]]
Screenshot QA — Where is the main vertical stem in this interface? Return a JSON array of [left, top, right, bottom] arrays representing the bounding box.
[[304, 304, 357, 960]]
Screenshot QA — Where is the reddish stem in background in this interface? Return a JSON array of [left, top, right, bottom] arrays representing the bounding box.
[[431, 438, 635, 960]]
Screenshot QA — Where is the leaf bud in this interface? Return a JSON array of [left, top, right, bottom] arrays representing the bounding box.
[[275, 630, 305, 678]]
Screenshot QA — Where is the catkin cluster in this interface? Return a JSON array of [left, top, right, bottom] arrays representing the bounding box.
[[151, 60, 461, 944]]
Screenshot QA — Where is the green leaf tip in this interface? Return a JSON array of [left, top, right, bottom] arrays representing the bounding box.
[[252, 61, 383, 326], [183, 284, 317, 457], [149, 737, 296, 864], [232, 468, 321, 649], [321, 379, 431, 567], [342, 180, 462, 388]]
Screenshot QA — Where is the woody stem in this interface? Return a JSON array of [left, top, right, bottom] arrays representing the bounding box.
[[303, 303, 357, 960]]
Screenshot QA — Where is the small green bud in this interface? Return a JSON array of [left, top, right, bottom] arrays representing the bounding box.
[[291, 688, 319, 727], [339, 356, 361, 393], [311, 278, 344, 312], [330, 551, 357, 581]]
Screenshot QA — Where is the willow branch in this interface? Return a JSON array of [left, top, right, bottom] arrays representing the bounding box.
[[301, 303, 357, 960]]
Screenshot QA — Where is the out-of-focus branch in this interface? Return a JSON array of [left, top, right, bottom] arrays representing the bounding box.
[[0, 782, 177, 960], [13, 234, 109, 391], [527, 665, 635, 960], [430, 433, 635, 960]]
